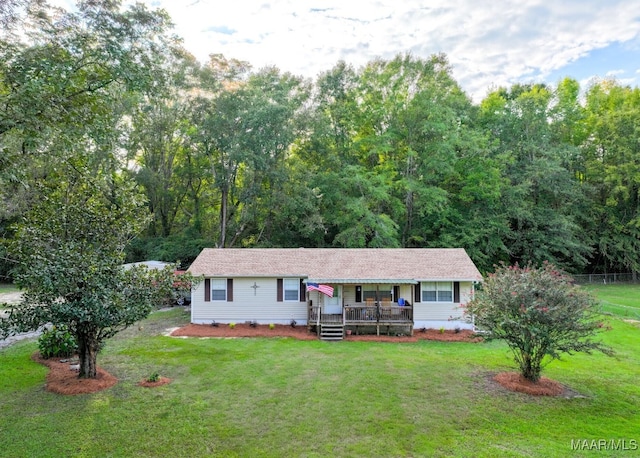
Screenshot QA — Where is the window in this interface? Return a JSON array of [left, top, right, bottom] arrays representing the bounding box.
[[363, 287, 391, 303], [363, 290, 377, 302], [283, 278, 300, 301], [211, 278, 227, 301], [422, 282, 453, 302]]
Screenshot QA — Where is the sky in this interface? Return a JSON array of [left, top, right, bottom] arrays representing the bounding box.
[[50, 0, 640, 103]]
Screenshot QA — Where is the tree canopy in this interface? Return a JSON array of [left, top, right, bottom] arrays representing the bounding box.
[[0, 164, 181, 378], [1, 1, 639, 280], [0, 0, 191, 379]]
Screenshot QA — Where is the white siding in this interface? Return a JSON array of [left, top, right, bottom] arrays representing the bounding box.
[[460, 282, 474, 305], [191, 277, 307, 324], [413, 302, 461, 321], [398, 285, 413, 304], [343, 285, 355, 305], [413, 281, 474, 329], [191, 279, 475, 328]]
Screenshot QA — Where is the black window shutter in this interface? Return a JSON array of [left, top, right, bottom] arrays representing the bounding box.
[[393, 285, 400, 303], [227, 279, 234, 302], [453, 282, 460, 303], [355, 285, 362, 303], [299, 279, 306, 302], [204, 278, 211, 302], [414, 282, 421, 303], [277, 278, 283, 302]]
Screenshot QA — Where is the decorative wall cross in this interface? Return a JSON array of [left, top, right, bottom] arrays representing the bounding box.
[[250, 282, 260, 296]]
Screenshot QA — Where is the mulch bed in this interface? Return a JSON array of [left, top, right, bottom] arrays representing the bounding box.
[[138, 377, 172, 388], [171, 323, 318, 340], [171, 323, 482, 342], [32, 325, 481, 396], [31, 353, 118, 395], [493, 371, 564, 396]]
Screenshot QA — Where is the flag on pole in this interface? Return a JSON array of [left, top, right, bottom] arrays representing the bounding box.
[[306, 282, 334, 297]]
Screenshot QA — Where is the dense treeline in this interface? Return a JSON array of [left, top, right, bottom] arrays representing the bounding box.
[[1, 1, 639, 277]]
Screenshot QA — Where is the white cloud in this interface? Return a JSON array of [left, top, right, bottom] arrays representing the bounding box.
[[617, 77, 638, 87], [42, 0, 640, 101]]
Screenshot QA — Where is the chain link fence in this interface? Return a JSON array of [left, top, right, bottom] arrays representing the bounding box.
[[572, 273, 638, 284]]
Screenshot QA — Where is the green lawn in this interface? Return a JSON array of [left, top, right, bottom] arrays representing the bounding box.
[[1, 292, 639, 457], [582, 283, 640, 319], [0, 283, 20, 294], [0, 283, 20, 310]]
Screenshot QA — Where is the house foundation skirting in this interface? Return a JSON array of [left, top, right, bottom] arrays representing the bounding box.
[[413, 320, 473, 331]]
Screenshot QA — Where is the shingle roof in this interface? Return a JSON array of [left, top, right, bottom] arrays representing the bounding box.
[[123, 260, 171, 270], [188, 248, 482, 283]]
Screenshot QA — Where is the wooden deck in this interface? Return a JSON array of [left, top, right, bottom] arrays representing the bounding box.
[[308, 304, 413, 336]]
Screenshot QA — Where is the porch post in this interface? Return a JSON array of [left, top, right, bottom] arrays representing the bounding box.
[[342, 284, 346, 325]]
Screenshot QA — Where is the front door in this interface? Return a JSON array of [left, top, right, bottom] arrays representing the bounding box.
[[324, 285, 341, 314]]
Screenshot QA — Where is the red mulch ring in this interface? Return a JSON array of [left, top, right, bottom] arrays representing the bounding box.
[[493, 371, 564, 396], [171, 323, 481, 343], [172, 323, 318, 340], [31, 353, 118, 395], [138, 377, 172, 388], [30, 326, 479, 396]]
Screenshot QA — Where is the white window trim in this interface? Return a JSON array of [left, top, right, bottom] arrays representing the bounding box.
[[422, 281, 453, 303], [283, 278, 300, 302], [211, 278, 227, 302]]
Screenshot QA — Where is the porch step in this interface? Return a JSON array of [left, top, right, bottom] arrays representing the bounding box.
[[320, 324, 344, 341]]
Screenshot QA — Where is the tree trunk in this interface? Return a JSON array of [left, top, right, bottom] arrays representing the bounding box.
[[219, 185, 228, 247], [519, 351, 541, 383], [77, 333, 99, 379], [403, 189, 414, 246]]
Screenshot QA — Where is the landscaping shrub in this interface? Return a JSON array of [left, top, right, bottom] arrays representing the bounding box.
[[38, 325, 78, 359], [465, 262, 613, 382]]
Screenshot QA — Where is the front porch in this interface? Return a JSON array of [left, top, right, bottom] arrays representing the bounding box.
[[308, 303, 414, 339]]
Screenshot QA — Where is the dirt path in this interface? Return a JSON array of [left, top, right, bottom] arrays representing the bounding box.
[[0, 291, 42, 350], [0, 291, 22, 304]]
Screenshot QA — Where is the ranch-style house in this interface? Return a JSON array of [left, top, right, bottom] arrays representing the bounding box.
[[188, 248, 482, 340]]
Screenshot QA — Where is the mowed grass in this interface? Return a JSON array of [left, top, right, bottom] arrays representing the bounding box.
[[582, 283, 640, 319], [0, 283, 21, 310], [1, 292, 639, 457], [0, 283, 20, 294]]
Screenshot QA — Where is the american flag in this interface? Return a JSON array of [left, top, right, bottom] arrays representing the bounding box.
[[306, 282, 334, 297]]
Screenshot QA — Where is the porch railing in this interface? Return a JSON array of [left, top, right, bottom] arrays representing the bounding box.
[[344, 305, 413, 323], [309, 305, 321, 326], [308, 304, 413, 326]]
